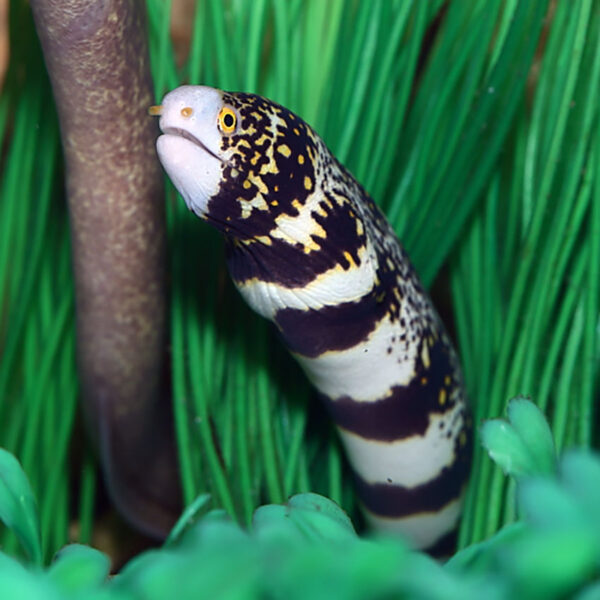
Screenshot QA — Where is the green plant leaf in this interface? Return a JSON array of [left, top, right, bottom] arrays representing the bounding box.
[[499, 529, 598, 600], [507, 396, 557, 476], [559, 451, 600, 532], [0, 552, 60, 600], [481, 398, 556, 479], [0, 448, 42, 565], [164, 493, 211, 547], [480, 419, 536, 478], [286, 493, 356, 537], [446, 522, 529, 572], [574, 581, 600, 600], [252, 493, 356, 544], [47, 544, 110, 594], [518, 478, 588, 531]]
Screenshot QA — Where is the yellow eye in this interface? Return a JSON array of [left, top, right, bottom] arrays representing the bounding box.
[[218, 107, 237, 133]]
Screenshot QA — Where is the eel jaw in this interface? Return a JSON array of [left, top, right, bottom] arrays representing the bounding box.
[[156, 129, 223, 218], [161, 126, 224, 164]]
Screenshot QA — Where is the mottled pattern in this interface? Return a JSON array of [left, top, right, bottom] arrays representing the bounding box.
[[32, 0, 180, 538], [155, 86, 472, 554]]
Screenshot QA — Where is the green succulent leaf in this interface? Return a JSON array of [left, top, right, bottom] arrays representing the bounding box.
[[446, 522, 529, 572], [518, 478, 588, 530], [480, 419, 536, 478], [481, 398, 556, 479], [559, 451, 600, 533], [253, 493, 356, 544], [286, 493, 356, 538], [47, 544, 110, 594], [507, 397, 556, 475], [574, 581, 600, 600], [0, 552, 61, 600], [499, 529, 598, 600]]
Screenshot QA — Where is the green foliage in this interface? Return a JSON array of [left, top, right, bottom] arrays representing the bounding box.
[[481, 396, 556, 479], [1, 401, 600, 598], [46, 545, 111, 597], [0, 8, 82, 559], [450, 401, 600, 600], [0, 449, 42, 566], [0, 0, 599, 574], [454, 0, 600, 546]]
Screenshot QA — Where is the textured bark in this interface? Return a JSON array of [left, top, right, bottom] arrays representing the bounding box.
[[31, 0, 180, 537]]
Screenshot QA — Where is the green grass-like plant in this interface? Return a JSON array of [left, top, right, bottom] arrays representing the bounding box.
[[1, 400, 599, 598], [0, 0, 598, 573]]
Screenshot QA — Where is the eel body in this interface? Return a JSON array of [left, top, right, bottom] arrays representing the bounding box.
[[153, 85, 472, 554], [32, 0, 180, 537]]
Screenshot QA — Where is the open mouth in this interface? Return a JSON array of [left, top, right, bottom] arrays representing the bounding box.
[[161, 127, 223, 163]]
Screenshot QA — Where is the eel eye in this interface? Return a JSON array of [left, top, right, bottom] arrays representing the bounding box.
[[218, 107, 237, 133], [181, 107, 193, 118]]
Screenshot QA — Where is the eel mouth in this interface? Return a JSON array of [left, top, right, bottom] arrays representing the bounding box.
[[161, 127, 224, 163]]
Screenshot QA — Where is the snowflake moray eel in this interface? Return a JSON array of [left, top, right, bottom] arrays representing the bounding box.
[[152, 85, 472, 555]]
